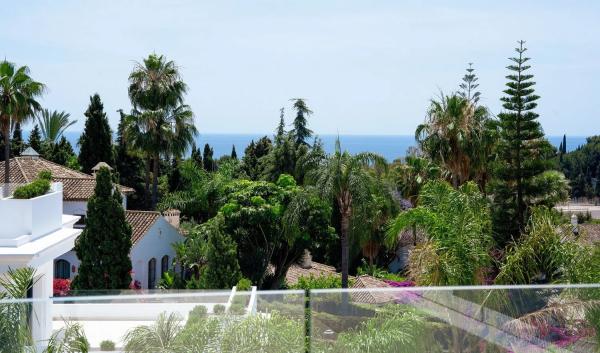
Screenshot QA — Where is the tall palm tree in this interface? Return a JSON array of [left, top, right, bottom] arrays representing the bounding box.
[[36, 109, 77, 144], [307, 140, 387, 288], [0, 60, 45, 184], [126, 54, 197, 209], [416, 92, 490, 189]]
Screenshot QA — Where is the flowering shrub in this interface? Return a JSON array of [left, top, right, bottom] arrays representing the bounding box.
[[384, 279, 422, 304], [53, 278, 71, 297]]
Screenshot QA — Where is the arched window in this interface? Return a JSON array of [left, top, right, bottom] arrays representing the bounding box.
[[148, 258, 157, 289], [54, 260, 71, 279], [161, 255, 169, 278]]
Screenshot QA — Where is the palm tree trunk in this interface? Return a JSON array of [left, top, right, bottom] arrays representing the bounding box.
[[152, 153, 159, 209], [340, 211, 350, 289], [3, 121, 10, 188], [144, 156, 151, 208]]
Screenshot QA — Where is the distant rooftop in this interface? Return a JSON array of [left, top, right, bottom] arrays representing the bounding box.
[[0, 156, 134, 201]]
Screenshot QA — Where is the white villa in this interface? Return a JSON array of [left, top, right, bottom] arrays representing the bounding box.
[[0, 149, 185, 289], [0, 181, 82, 345]]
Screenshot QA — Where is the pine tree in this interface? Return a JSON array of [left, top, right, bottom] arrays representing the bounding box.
[[78, 94, 114, 173], [459, 63, 481, 104], [72, 167, 132, 290], [27, 124, 43, 153], [230, 145, 237, 160], [202, 143, 215, 172], [290, 98, 313, 146], [190, 142, 203, 168], [11, 123, 24, 157], [492, 41, 552, 245], [200, 217, 241, 289]]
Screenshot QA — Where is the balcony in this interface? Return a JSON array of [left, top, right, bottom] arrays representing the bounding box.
[[0, 285, 598, 352]]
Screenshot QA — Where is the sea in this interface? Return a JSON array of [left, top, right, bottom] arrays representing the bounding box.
[[49, 132, 588, 163]]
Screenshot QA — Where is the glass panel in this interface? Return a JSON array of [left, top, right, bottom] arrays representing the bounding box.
[[309, 285, 600, 353]]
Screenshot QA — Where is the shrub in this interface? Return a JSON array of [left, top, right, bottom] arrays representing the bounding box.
[[12, 171, 52, 199], [290, 274, 349, 290], [187, 305, 208, 325], [236, 277, 252, 291], [228, 302, 246, 315], [99, 340, 116, 351], [213, 304, 226, 315]]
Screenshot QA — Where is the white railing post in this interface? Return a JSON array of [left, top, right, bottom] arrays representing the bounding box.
[[225, 286, 237, 312], [247, 286, 258, 315]]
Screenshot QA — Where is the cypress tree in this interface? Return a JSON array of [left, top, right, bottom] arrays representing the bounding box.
[[78, 94, 114, 173], [562, 134, 567, 154], [190, 142, 203, 168], [115, 111, 146, 209], [290, 98, 313, 146], [492, 41, 552, 244], [231, 145, 238, 160], [202, 143, 215, 172], [200, 217, 241, 289], [11, 123, 24, 157], [459, 63, 481, 104], [72, 167, 132, 290], [48, 136, 76, 166], [27, 124, 42, 153]]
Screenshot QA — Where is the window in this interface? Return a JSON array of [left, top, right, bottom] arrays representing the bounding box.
[[54, 260, 71, 279], [148, 258, 157, 289], [161, 255, 169, 278]]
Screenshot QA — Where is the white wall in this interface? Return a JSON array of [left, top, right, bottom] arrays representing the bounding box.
[[130, 218, 184, 289], [63, 201, 87, 216], [55, 217, 184, 288]]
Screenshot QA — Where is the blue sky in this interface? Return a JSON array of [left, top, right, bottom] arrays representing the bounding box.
[[2, 1, 599, 135]]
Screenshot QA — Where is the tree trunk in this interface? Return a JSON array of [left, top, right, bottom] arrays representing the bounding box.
[[144, 156, 151, 208], [152, 153, 159, 209], [3, 122, 10, 192], [340, 211, 350, 289]]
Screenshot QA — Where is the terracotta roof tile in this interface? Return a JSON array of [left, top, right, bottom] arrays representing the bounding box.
[[125, 210, 161, 245], [579, 224, 600, 245], [351, 275, 395, 304], [0, 156, 134, 201], [285, 262, 339, 286]]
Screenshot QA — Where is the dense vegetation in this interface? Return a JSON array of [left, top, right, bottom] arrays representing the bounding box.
[[1, 41, 598, 295]]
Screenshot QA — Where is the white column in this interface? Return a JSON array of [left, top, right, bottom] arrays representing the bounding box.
[[31, 260, 53, 350]]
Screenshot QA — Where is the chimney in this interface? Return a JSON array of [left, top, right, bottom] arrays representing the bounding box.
[[300, 249, 312, 269], [163, 209, 181, 229], [91, 162, 113, 177]]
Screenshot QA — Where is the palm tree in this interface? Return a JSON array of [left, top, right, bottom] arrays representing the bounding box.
[[36, 109, 77, 144], [0, 60, 45, 184], [126, 54, 197, 209], [307, 140, 387, 288], [123, 312, 183, 353], [416, 92, 490, 189], [0, 267, 38, 352]]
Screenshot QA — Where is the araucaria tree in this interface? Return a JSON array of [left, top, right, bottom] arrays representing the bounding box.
[[307, 140, 387, 288], [0, 60, 45, 184], [72, 167, 132, 290], [78, 94, 114, 173], [291, 98, 313, 146], [491, 41, 553, 244], [126, 54, 197, 209]]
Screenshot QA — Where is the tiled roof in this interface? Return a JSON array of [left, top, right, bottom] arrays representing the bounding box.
[[285, 261, 339, 286], [125, 210, 162, 245], [0, 156, 134, 200], [579, 224, 600, 245], [351, 275, 395, 304]]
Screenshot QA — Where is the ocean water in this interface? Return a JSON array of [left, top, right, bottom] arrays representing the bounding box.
[[47, 132, 590, 163]]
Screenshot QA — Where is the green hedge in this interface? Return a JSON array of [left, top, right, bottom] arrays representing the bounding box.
[[12, 171, 52, 199]]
